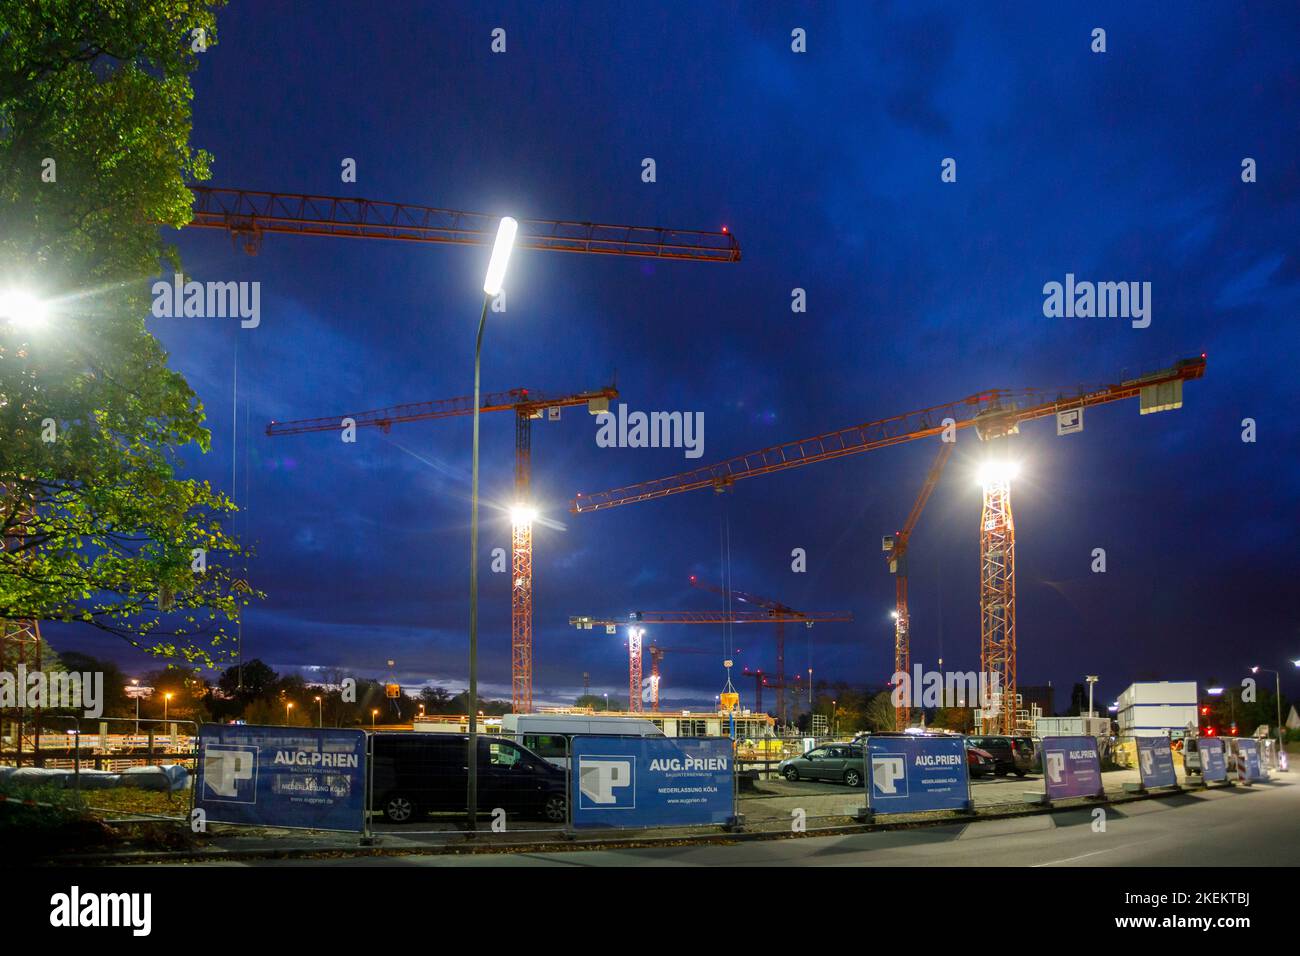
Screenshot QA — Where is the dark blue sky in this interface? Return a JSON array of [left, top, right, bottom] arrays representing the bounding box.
[[60, 2, 1300, 712]]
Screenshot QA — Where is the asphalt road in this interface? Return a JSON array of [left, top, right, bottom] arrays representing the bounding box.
[[186, 775, 1297, 867]]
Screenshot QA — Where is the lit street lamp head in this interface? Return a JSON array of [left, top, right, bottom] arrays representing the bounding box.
[[482, 216, 518, 296]]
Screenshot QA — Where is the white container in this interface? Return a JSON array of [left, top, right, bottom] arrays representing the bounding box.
[[1117, 681, 1197, 710]]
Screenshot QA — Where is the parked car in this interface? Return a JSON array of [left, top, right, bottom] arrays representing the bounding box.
[[965, 735, 1036, 776], [965, 742, 996, 778], [370, 733, 567, 824], [778, 743, 866, 787]]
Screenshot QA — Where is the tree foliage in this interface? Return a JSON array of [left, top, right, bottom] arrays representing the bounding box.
[[0, 1, 248, 668]]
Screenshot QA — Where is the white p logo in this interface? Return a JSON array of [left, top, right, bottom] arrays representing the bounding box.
[[1046, 752, 1065, 784], [204, 748, 255, 798], [872, 756, 906, 795], [579, 758, 633, 805]]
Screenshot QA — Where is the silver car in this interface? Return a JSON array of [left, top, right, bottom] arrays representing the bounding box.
[[778, 743, 865, 787]]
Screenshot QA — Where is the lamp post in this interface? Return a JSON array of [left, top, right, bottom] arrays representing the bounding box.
[[163, 692, 173, 723], [131, 679, 140, 734], [315, 696, 323, 727], [285, 701, 294, 724], [467, 215, 518, 834], [371, 708, 378, 729], [1085, 675, 1099, 718], [1251, 666, 1284, 763]]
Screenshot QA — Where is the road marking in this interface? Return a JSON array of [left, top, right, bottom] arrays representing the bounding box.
[[1032, 839, 1152, 868]]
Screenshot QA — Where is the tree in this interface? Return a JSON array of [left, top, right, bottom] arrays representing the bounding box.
[[0, 1, 251, 670], [49, 650, 132, 719], [216, 658, 277, 704], [863, 691, 897, 732], [576, 693, 622, 712]]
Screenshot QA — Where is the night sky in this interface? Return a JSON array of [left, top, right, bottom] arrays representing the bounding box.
[[54, 3, 1300, 711]]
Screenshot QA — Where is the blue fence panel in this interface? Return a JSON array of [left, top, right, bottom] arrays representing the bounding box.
[[1135, 736, 1178, 789], [867, 734, 971, 815], [1199, 738, 1227, 782], [570, 736, 733, 829], [1236, 739, 1267, 782], [1040, 735, 1104, 800], [195, 724, 367, 832]]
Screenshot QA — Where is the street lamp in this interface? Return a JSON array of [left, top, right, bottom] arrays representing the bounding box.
[[1085, 675, 1099, 718], [163, 692, 173, 723], [467, 215, 518, 835], [314, 696, 322, 727], [285, 701, 294, 724], [1251, 666, 1284, 761], [131, 679, 140, 734], [371, 708, 379, 729]]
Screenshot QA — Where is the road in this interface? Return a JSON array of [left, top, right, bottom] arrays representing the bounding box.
[[180, 776, 1296, 867]]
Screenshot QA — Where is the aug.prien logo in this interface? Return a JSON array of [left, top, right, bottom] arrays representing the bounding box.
[[595, 404, 704, 459], [0, 665, 103, 718], [577, 756, 634, 806], [151, 273, 260, 328], [1042, 272, 1151, 328]]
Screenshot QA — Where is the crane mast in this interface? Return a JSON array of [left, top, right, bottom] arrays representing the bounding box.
[[883, 442, 953, 730]]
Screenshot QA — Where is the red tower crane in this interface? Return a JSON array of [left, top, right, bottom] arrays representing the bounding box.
[[646, 644, 715, 712], [268, 385, 617, 714], [185, 186, 741, 262], [571, 356, 1207, 735], [882, 442, 953, 730], [571, 607, 851, 715], [687, 576, 851, 729]]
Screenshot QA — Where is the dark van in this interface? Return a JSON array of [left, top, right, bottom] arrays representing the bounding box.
[[370, 733, 567, 824], [965, 735, 1037, 776]]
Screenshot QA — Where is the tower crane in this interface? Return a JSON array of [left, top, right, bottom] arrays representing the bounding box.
[[186, 185, 737, 714], [646, 644, 715, 712], [268, 384, 617, 714], [740, 667, 804, 715], [185, 186, 741, 262], [571, 606, 851, 715], [687, 576, 844, 728], [571, 355, 1206, 735], [882, 442, 953, 730]]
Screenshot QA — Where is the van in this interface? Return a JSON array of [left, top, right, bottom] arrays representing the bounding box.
[[501, 713, 664, 769], [370, 733, 566, 824], [965, 735, 1037, 776]]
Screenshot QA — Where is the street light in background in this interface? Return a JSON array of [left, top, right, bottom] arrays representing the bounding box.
[[285, 701, 294, 724], [1251, 666, 1284, 760], [163, 692, 173, 723], [1085, 675, 1099, 718], [131, 679, 140, 734], [371, 708, 379, 729], [467, 215, 518, 835], [314, 696, 322, 727]]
